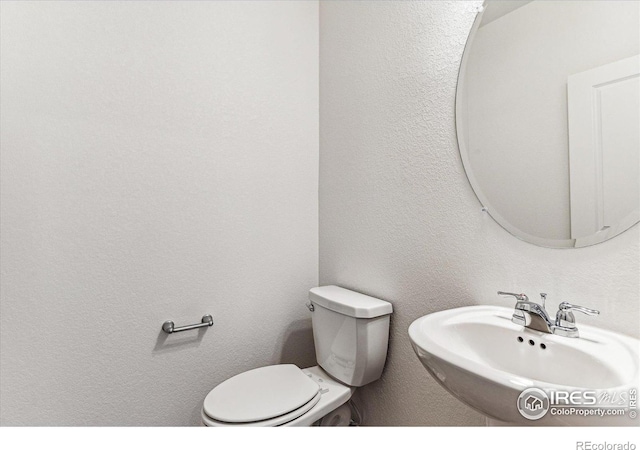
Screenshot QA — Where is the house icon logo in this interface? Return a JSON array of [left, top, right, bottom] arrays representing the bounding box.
[[517, 388, 550, 420], [525, 395, 543, 411]]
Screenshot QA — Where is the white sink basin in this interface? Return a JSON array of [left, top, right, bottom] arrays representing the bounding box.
[[408, 306, 639, 425]]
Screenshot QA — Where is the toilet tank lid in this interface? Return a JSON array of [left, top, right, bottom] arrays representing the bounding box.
[[309, 285, 392, 318]]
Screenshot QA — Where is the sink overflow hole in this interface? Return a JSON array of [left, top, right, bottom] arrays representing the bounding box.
[[517, 337, 523, 343], [528, 339, 535, 346], [540, 343, 546, 350]]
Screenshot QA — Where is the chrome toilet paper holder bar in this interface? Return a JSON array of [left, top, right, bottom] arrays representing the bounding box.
[[162, 315, 213, 334]]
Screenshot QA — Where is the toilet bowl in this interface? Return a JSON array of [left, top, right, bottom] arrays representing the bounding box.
[[200, 285, 393, 427]]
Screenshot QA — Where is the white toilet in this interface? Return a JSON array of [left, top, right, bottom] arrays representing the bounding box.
[[201, 285, 393, 427]]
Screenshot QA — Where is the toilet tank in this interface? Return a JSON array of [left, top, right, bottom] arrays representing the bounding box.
[[308, 286, 393, 387]]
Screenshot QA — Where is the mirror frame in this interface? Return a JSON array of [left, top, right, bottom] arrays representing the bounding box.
[[455, 1, 639, 249]]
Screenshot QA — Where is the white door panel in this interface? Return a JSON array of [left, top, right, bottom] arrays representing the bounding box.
[[568, 55, 640, 242]]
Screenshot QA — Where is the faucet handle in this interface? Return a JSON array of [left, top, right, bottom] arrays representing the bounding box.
[[557, 302, 600, 316], [555, 302, 600, 333], [497, 291, 529, 302]]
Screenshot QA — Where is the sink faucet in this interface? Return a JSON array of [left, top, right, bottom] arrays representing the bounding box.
[[498, 291, 599, 338]]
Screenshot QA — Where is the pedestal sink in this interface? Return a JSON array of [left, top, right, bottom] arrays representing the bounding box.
[[408, 306, 639, 426]]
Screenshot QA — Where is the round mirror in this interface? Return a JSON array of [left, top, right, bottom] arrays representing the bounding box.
[[456, 0, 639, 248]]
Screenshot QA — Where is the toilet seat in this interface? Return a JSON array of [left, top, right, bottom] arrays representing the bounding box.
[[202, 390, 322, 427], [202, 365, 356, 427], [202, 364, 321, 426]]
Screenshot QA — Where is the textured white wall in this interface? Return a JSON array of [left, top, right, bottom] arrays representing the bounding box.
[[0, 1, 318, 425], [465, 1, 639, 240], [319, 0, 639, 426]]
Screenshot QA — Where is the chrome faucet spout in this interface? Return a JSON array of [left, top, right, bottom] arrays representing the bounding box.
[[512, 299, 554, 334], [498, 291, 599, 338]]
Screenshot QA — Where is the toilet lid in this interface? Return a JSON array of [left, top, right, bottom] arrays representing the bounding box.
[[202, 391, 322, 427], [203, 364, 320, 423]]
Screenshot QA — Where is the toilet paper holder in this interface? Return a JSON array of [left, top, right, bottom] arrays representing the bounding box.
[[162, 315, 213, 334]]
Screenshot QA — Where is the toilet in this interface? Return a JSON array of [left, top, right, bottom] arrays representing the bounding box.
[[201, 285, 393, 426]]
